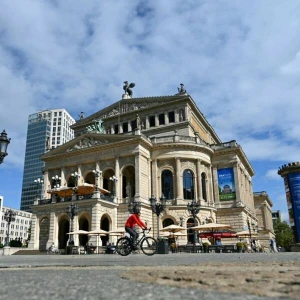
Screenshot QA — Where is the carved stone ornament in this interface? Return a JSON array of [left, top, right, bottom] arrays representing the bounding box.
[[67, 137, 109, 152]]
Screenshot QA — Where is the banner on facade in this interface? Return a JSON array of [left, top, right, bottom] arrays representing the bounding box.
[[217, 168, 236, 201], [287, 172, 300, 242]]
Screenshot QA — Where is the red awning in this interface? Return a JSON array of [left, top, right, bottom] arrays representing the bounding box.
[[199, 232, 237, 238]]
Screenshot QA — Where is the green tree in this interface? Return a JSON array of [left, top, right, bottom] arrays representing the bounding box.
[[273, 219, 294, 251]]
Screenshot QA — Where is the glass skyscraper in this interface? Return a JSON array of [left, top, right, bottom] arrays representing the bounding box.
[[20, 109, 75, 212]]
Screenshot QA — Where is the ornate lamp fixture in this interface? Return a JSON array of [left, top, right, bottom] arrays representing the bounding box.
[[52, 175, 61, 188], [187, 199, 200, 244], [92, 169, 102, 192], [4, 209, 16, 246], [0, 130, 11, 164], [109, 175, 118, 197], [149, 194, 166, 238], [34, 177, 44, 200]]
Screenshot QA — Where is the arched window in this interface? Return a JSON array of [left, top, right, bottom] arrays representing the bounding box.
[[163, 218, 174, 228], [161, 170, 174, 199], [183, 169, 194, 200], [201, 172, 207, 201]]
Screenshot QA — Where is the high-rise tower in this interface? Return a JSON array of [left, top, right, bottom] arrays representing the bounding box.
[[20, 109, 75, 212]]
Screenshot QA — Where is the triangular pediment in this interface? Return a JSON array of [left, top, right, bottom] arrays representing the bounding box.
[[41, 132, 142, 158]]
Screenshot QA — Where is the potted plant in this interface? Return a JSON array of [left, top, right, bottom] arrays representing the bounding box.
[[236, 242, 243, 253]]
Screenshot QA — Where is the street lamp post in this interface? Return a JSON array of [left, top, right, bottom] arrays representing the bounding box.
[[71, 172, 80, 199], [92, 169, 102, 192], [52, 175, 61, 188], [0, 130, 11, 165], [109, 175, 118, 197], [34, 177, 44, 201], [66, 202, 79, 246], [149, 195, 166, 238], [4, 209, 16, 247], [187, 199, 200, 244]]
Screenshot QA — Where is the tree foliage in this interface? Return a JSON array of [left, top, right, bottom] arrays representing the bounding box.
[[273, 219, 294, 251]]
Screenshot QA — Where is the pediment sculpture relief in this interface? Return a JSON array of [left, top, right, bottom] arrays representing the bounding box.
[[67, 137, 109, 151]]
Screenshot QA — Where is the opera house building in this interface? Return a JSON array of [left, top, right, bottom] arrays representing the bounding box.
[[28, 84, 275, 252]]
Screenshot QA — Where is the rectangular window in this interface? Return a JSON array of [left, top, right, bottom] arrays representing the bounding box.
[[168, 111, 175, 123], [123, 122, 128, 133], [149, 116, 155, 127], [159, 113, 165, 125]]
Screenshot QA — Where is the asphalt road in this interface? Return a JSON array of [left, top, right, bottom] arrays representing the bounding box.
[[0, 253, 299, 300]]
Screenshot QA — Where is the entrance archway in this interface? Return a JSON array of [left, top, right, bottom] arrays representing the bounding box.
[[39, 217, 49, 250], [163, 218, 175, 244], [58, 217, 69, 249], [79, 217, 89, 246], [100, 216, 109, 246]]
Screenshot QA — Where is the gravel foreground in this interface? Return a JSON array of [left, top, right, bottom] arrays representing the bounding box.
[[0, 253, 299, 300]]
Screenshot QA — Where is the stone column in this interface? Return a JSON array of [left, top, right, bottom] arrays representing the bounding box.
[[232, 161, 241, 205], [196, 159, 202, 202], [145, 116, 150, 129], [207, 166, 214, 205], [28, 214, 39, 250], [148, 159, 152, 198], [165, 111, 169, 125], [61, 166, 66, 186], [91, 203, 102, 246], [96, 161, 101, 188], [77, 165, 83, 185], [185, 106, 189, 121], [135, 152, 141, 199], [175, 108, 179, 123], [46, 211, 57, 248], [43, 169, 49, 197], [155, 113, 159, 127], [212, 167, 219, 206], [152, 159, 158, 198], [175, 157, 183, 200], [111, 124, 114, 134], [115, 156, 120, 202]]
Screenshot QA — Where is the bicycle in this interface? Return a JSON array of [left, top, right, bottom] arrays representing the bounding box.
[[47, 246, 61, 255], [116, 228, 157, 256]]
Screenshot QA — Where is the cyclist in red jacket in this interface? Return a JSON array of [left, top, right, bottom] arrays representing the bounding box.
[[125, 212, 147, 250]]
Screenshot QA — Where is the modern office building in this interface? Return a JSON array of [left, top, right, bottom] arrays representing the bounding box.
[[278, 162, 300, 245], [272, 210, 281, 223], [20, 109, 75, 212], [28, 84, 274, 252], [0, 204, 32, 246]]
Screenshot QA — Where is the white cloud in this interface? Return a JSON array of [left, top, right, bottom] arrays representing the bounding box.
[[265, 169, 281, 181], [1, 0, 300, 211]]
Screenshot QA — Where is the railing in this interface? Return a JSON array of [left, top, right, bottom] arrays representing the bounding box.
[[38, 193, 114, 205], [150, 135, 209, 146], [211, 140, 239, 150]]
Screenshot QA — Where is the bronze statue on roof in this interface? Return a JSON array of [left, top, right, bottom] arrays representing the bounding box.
[[177, 83, 187, 95], [123, 81, 135, 97]]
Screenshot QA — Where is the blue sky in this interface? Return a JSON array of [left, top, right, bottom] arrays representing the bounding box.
[[1, 0, 299, 222]]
